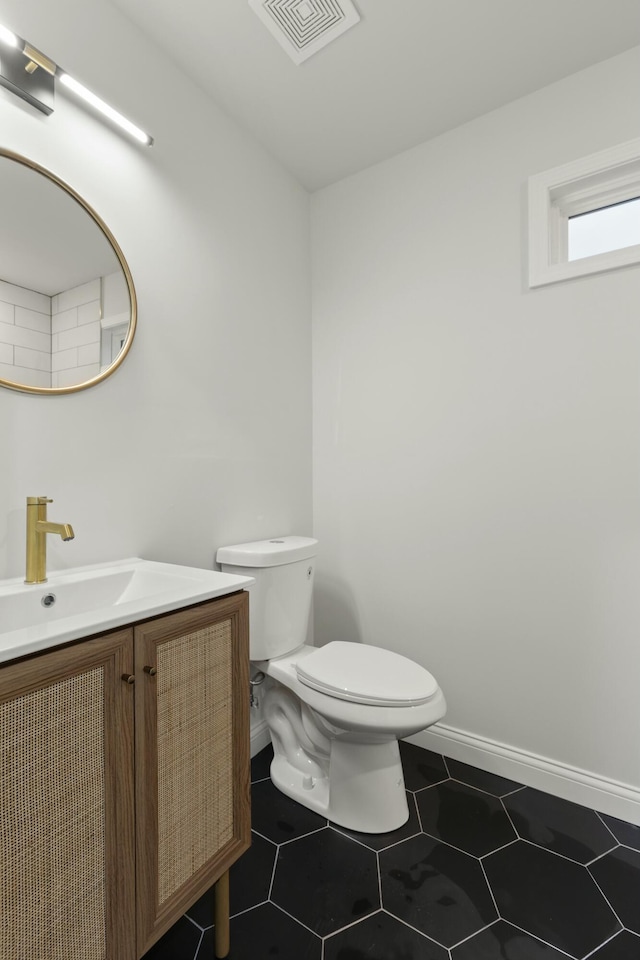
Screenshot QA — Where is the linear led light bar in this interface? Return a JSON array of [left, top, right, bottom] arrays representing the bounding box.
[[0, 21, 153, 146], [59, 73, 153, 145]]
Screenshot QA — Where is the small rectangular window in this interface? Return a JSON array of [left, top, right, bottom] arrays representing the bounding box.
[[568, 196, 640, 262], [528, 139, 640, 286]]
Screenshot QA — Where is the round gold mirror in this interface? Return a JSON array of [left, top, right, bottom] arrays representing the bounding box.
[[0, 148, 137, 394]]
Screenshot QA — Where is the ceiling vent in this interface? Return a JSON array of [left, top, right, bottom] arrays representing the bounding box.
[[249, 0, 360, 64]]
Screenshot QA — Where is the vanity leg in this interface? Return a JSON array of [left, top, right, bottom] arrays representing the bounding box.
[[214, 870, 230, 958]]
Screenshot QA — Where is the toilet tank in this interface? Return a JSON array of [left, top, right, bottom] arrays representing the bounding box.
[[216, 537, 318, 661]]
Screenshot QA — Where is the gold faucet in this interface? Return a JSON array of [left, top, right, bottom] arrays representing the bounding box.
[[25, 496, 75, 584]]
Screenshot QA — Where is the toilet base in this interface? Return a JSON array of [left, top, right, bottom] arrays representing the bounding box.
[[270, 737, 409, 834]]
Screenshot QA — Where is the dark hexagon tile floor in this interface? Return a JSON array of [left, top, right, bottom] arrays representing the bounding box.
[[445, 757, 523, 797], [450, 919, 569, 959], [379, 834, 497, 946], [143, 741, 640, 960], [589, 846, 640, 936], [599, 812, 640, 852], [271, 827, 380, 936], [483, 840, 621, 958], [324, 910, 448, 960], [503, 786, 617, 863], [416, 779, 517, 856]]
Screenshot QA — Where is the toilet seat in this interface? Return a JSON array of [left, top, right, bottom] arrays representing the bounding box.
[[296, 641, 439, 707]]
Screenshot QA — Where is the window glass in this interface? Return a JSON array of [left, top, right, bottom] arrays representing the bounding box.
[[568, 196, 640, 261]]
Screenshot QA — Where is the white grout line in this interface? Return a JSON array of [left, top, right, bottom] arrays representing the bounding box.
[[268, 899, 325, 939], [479, 857, 502, 919], [277, 823, 329, 846], [501, 785, 528, 797], [376, 850, 383, 910], [496, 917, 576, 959], [228, 899, 270, 922], [192, 927, 205, 959], [585, 864, 626, 931], [582, 930, 626, 959], [503, 835, 612, 869], [594, 808, 619, 842], [447, 918, 499, 952], [267, 841, 279, 901], [411, 776, 450, 795], [585, 842, 620, 866], [321, 907, 383, 941], [479, 836, 520, 860], [378, 908, 454, 954], [499, 794, 521, 840]]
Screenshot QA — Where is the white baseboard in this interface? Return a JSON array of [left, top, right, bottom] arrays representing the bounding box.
[[250, 717, 271, 758], [408, 722, 640, 827]]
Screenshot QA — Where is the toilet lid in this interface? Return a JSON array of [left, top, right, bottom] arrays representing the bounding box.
[[296, 641, 439, 707]]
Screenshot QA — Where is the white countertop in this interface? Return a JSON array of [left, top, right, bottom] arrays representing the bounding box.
[[0, 557, 253, 664]]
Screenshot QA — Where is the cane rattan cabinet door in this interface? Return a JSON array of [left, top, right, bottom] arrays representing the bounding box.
[[0, 629, 136, 960], [134, 592, 250, 956]]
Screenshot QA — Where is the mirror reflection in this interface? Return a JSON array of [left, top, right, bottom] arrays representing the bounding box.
[[0, 150, 136, 394]]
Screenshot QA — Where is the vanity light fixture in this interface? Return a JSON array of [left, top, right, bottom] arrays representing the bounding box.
[[0, 29, 54, 114], [0, 21, 153, 145]]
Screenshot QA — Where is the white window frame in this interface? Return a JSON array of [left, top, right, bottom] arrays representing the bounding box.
[[528, 138, 640, 287]]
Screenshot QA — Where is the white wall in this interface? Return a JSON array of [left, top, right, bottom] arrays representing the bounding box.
[[0, 0, 312, 579], [312, 47, 640, 817]]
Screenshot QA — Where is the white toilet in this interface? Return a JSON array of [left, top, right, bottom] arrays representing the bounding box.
[[217, 536, 446, 833]]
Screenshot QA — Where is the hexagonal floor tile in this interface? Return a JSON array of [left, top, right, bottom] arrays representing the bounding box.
[[324, 910, 449, 960], [416, 781, 516, 857], [251, 777, 326, 844], [445, 758, 523, 797], [451, 919, 568, 959], [271, 827, 379, 936], [484, 841, 621, 958], [589, 847, 640, 935], [504, 787, 617, 863], [598, 812, 640, 852], [400, 742, 448, 791], [226, 902, 321, 959], [334, 791, 422, 851], [379, 834, 497, 947]]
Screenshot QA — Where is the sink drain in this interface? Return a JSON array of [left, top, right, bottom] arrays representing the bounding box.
[[41, 593, 56, 608]]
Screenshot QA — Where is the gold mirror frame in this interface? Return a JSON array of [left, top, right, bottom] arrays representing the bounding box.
[[0, 148, 137, 395]]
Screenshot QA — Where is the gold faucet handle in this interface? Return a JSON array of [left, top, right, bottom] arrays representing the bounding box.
[[26, 496, 53, 505]]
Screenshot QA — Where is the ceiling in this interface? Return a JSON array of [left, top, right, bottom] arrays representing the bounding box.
[[110, 0, 640, 191]]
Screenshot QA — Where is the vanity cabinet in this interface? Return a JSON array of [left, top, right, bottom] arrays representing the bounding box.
[[0, 591, 250, 960]]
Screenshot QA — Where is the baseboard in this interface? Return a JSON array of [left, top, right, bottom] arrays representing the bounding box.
[[407, 722, 640, 827], [250, 717, 271, 758]]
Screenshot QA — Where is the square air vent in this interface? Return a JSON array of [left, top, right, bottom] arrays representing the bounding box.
[[249, 0, 360, 64]]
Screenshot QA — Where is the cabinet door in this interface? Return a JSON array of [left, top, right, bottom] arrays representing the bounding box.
[[0, 630, 136, 960], [134, 592, 250, 956]]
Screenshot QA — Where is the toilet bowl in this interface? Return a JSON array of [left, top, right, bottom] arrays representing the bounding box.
[[217, 536, 446, 833]]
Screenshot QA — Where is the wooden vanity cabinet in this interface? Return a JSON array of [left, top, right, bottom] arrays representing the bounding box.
[[0, 628, 136, 960], [0, 591, 250, 960], [134, 593, 250, 956]]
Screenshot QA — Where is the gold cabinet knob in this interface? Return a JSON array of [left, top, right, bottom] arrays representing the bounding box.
[[144, 665, 157, 676], [121, 674, 136, 684]]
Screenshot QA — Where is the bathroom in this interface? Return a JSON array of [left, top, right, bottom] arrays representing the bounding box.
[[0, 0, 639, 958]]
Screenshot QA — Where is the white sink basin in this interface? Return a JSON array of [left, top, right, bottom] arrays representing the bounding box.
[[0, 558, 253, 663]]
